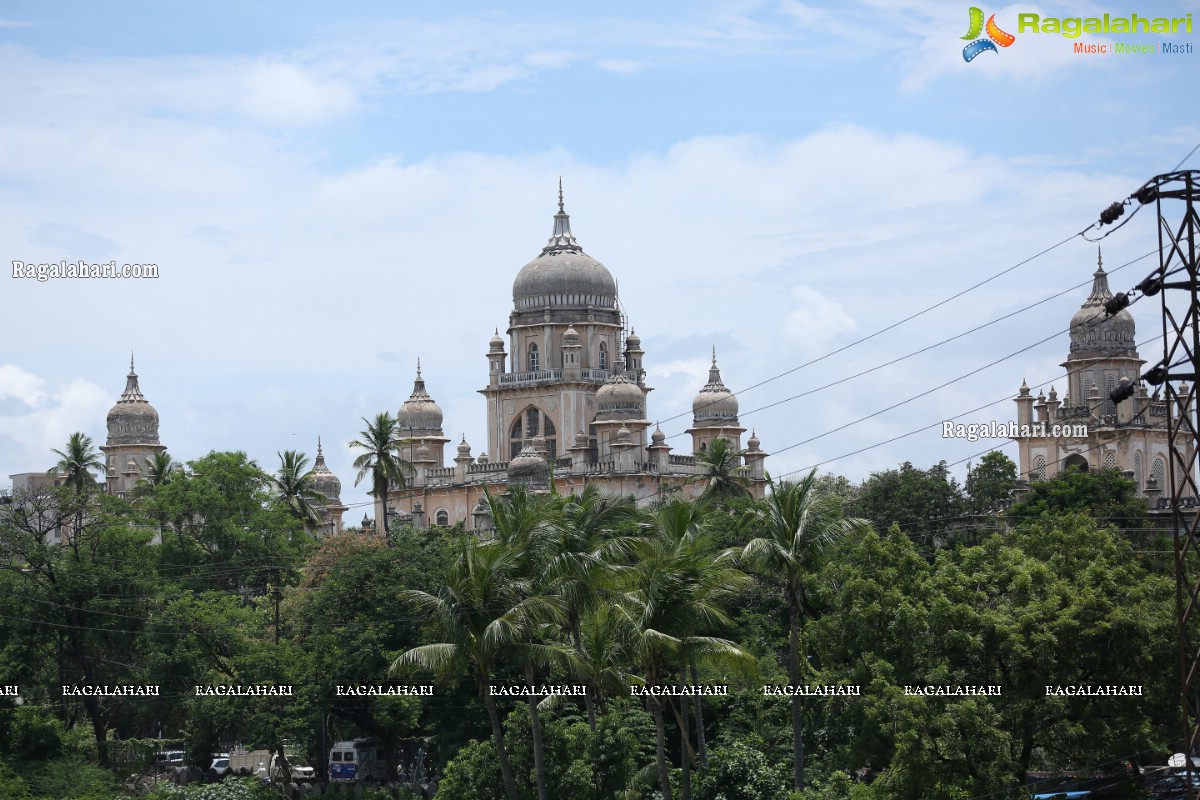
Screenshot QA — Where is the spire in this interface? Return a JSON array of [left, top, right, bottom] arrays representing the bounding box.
[[314, 437, 331, 472], [1084, 248, 1113, 306], [416, 357, 422, 379], [119, 357, 146, 403], [543, 179, 581, 254], [707, 347, 724, 385]]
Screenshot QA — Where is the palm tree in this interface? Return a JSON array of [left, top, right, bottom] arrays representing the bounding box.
[[547, 485, 639, 730], [391, 537, 560, 800], [141, 451, 176, 488], [49, 432, 104, 494], [618, 500, 753, 800], [270, 449, 328, 529], [692, 436, 751, 502], [349, 412, 412, 535], [484, 486, 574, 800], [739, 469, 871, 792]]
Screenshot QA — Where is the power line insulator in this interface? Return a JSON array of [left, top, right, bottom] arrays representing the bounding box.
[[1144, 364, 1168, 386], [1110, 378, 1136, 404], [1099, 202, 1126, 225], [1105, 292, 1130, 315], [1137, 185, 1158, 205], [1138, 274, 1163, 297]]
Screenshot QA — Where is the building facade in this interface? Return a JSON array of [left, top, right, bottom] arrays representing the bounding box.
[[1012, 249, 1194, 503], [380, 191, 767, 530]]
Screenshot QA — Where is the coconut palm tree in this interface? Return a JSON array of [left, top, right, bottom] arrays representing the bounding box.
[[739, 469, 871, 792], [391, 537, 561, 800], [49, 432, 104, 495], [141, 451, 177, 488], [547, 485, 639, 729], [270, 449, 328, 529], [692, 436, 751, 502], [349, 412, 412, 535], [617, 500, 753, 800]]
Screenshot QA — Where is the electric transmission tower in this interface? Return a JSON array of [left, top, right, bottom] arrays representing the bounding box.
[[1108, 170, 1200, 792]]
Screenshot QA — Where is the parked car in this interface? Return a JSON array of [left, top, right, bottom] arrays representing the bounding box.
[[154, 750, 185, 770]]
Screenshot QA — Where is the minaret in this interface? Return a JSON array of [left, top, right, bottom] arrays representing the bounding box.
[[398, 359, 450, 467], [309, 437, 347, 537], [100, 354, 166, 497], [686, 347, 745, 454]]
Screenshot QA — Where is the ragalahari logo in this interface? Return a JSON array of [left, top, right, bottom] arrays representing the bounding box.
[[961, 7, 1016, 61]]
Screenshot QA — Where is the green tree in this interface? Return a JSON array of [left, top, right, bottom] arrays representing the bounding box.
[[853, 461, 963, 549], [547, 485, 638, 730], [1006, 465, 1147, 529], [963, 451, 1017, 515], [391, 536, 557, 800], [270, 449, 327, 530], [49, 432, 104, 495], [349, 412, 413, 536], [692, 437, 752, 502], [0, 489, 157, 767], [739, 470, 870, 792], [141, 451, 177, 489], [618, 500, 753, 800]]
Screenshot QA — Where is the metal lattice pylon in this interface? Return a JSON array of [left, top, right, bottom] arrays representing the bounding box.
[[1145, 171, 1200, 793]]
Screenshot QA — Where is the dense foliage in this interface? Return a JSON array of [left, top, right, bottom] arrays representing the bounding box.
[[0, 441, 1181, 799]]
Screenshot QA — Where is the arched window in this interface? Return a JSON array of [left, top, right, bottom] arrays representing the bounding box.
[[529, 343, 539, 372], [1106, 375, 1116, 415], [1103, 451, 1117, 471], [509, 407, 558, 460], [598, 341, 607, 370], [1152, 457, 1166, 491], [1033, 455, 1047, 481], [1134, 451, 1143, 490], [435, 509, 449, 526]]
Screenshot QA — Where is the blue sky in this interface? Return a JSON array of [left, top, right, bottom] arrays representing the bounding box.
[[2, 1, 1198, 514]]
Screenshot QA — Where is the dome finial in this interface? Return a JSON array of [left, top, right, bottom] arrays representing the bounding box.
[[711, 345, 717, 368], [317, 435, 323, 457], [130, 351, 135, 373], [1097, 244, 1103, 271], [416, 357, 422, 379], [558, 176, 564, 213]]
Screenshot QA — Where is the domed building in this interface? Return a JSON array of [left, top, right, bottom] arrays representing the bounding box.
[[1011, 248, 1192, 500], [100, 355, 167, 498], [310, 438, 348, 537], [382, 186, 768, 531]]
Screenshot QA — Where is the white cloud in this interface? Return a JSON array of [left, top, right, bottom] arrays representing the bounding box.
[[783, 286, 857, 347], [236, 61, 357, 126], [0, 370, 111, 479]]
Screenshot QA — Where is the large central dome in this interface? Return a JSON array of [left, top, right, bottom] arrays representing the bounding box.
[[512, 189, 618, 313]]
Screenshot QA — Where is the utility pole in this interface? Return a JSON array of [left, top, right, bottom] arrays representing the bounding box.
[[1108, 170, 1200, 794]]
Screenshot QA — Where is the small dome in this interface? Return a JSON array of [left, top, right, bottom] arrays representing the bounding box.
[[512, 189, 618, 315], [693, 349, 739, 424], [457, 436, 472, 456], [478, 451, 489, 464], [596, 372, 645, 421], [747, 430, 761, 451], [106, 357, 161, 446], [1070, 252, 1136, 358], [489, 329, 505, 351], [310, 438, 342, 503], [398, 362, 444, 433], [507, 441, 549, 488], [563, 324, 580, 344], [626, 330, 641, 349], [651, 425, 666, 445]]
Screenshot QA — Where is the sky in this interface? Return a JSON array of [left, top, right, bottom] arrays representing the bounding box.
[[2, 0, 1198, 516]]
